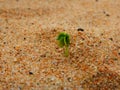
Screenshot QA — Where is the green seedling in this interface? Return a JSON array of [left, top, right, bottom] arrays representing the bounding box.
[[57, 32, 70, 57]]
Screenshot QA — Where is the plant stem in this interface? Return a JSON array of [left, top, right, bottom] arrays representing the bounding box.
[[63, 36, 69, 56], [65, 46, 69, 57]]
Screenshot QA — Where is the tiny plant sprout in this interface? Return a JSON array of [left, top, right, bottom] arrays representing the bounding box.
[[57, 32, 70, 57]]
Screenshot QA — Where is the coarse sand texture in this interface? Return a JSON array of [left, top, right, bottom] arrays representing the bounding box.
[[0, 0, 120, 90]]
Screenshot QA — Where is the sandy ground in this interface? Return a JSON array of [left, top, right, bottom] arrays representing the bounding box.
[[0, 0, 120, 90]]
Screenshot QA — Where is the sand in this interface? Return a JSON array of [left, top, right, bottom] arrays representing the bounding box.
[[0, 0, 120, 90]]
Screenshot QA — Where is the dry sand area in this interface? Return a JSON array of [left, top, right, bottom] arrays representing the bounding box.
[[0, 0, 120, 90]]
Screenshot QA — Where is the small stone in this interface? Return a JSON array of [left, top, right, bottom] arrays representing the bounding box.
[[103, 11, 110, 17], [67, 77, 72, 82], [50, 76, 56, 81], [3, 42, 6, 44], [109, 38, 113, 41], [29, 71, 33, 75], [24, 38, 26, 40], [31, 23, 34, 25], [37, 83, 40, 85], [106, 14, 110, 17], [77, 28, 84, 32], [13, 58, 17, 62], [101, 33, 103, 36], [113, 58, 118, 61], [40, 54, 46, 57], [53, 29, 56, 32]]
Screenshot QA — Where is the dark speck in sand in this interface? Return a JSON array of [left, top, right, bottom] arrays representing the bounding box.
[[77, 28, 84, 32]]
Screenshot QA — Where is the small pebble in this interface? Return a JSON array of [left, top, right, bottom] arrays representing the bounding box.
[[24, 37, 26, 40], [77, 28, 84, 32], [113, 58, 118, 61], [67, 77, 72, 82], [106, 14, 110, 17], [103, 11, 110, 17], [29, 71, 33, 75], [37, 83, 40, 85], [31, 23, 34, 25], [3, 42, 6, 44], [101, 33, 104, 36], [109, 38, 113, 41]]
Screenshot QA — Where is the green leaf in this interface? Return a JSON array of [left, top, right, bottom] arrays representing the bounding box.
[[65, 34, 70, 46], [57, 32, 70, 57], [57, 33, 65, 40], [58, 37, 65, 47]]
